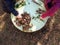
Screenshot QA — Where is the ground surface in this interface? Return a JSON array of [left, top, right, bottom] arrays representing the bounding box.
[[0, 0, 60, 45]]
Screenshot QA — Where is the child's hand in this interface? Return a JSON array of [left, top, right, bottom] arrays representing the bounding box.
[[15, 14, 22, 26], [39, 16, 45, 22], [16, 14, 22, 19], [16, 14, 22, 22]]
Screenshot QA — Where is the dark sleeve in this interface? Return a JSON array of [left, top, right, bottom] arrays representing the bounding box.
[[5, 0, 18, 16]]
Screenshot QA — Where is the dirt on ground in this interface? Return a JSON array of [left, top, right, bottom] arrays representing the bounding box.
[[0, 0, 60, 45]]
